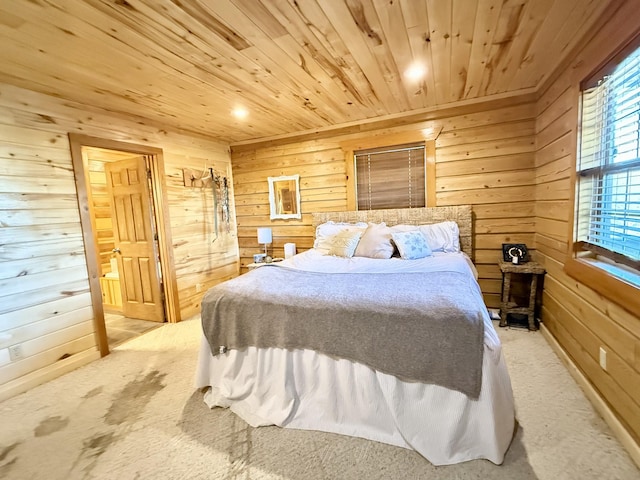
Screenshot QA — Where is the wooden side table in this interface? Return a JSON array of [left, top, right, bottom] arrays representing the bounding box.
[[499, 260, 546, 331]]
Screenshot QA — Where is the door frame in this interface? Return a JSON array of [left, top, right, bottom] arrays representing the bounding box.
[[69, 133, 180, 356]]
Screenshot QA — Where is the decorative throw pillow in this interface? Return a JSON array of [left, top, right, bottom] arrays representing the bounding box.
[[354, 222, 394, 259], [418, 221, 460, 252], [314, 221, 367, 254], [327, 230, 363, 257], [389, 224, 419, 233], [391, 230, 433, 260]]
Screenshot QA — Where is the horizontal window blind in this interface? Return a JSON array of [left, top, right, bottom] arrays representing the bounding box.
[[576, 42, 640, 262], [355, 143, 426, 210]]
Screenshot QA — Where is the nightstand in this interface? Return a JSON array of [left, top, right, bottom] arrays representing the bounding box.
[[247, 258, 284, 270], [499, 260, 546, 331]]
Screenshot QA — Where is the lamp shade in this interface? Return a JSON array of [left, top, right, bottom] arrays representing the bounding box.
[[257, 227, 272, 244]]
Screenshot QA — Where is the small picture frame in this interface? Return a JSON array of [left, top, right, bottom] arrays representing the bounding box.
[[502, 243, 528, 263]]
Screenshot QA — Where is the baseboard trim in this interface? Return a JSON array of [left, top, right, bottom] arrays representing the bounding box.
[[540, 324, 640, 469], [0, 348, 100, 403]]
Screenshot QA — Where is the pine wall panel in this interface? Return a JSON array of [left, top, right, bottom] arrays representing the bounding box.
[[0, 83, 235, 401], [533, 2, 640, 445], [232, 142, 346, 266], [232, 99, 537, 308]]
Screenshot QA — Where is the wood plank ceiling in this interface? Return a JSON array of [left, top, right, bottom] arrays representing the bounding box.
[[0, 0, 616, 144]]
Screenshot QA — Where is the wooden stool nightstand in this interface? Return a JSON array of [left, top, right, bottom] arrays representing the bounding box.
[[499, 260, 546, 331]]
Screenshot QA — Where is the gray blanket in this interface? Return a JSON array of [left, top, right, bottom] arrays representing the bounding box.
[[201, 265, 485, 398]]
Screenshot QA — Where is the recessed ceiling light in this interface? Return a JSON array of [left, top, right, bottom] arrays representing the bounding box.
[[232, 107, 248, 119], [405, 63, 426, 81]]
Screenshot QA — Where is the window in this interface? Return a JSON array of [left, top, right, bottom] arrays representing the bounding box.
[[575, 42, 640, 270], [569, 40, 640, 304], [354, 142, 426, 210]]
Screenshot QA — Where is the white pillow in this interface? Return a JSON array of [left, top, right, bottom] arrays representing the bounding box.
[[391, 230, 433, 259], [418, 221, 460, 252], [327, 230, 363, 257], [354, 222, 394, 259], [314, 221, 367, 254], [389, 224, 419, 233]]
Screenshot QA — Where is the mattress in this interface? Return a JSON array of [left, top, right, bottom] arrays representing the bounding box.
[[195, 249, 516, 465]]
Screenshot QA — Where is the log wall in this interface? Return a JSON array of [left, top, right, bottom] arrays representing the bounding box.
[[232, 98, 537, 308], [534, 2, 640, 446], [0, 83, 236, 401]]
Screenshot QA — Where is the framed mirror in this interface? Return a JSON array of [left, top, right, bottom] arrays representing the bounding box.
[[268, 174, 301, 220]]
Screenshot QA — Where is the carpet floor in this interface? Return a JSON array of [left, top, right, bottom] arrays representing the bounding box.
[[0, 317, 638, 480]]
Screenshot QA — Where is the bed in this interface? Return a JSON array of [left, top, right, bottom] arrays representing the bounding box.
[[194, 206, 516, 466]]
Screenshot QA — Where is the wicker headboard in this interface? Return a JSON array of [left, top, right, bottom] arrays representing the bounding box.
[[311, 206, 474, 259]]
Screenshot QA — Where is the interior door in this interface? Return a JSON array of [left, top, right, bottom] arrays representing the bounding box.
[[105, 156, 164, 322]]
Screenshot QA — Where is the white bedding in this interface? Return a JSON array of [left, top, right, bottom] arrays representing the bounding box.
[[284, 248, 479, 275], [195, 249, 516, 466]]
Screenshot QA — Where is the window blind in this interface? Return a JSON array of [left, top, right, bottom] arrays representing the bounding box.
[[576, 43, 640, 263], [355, 143, 426, 210]]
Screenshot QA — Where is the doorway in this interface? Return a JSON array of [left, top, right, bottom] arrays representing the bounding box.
[[69, 134, 180, 356]]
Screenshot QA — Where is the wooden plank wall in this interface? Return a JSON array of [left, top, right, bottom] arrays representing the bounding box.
[[436, 103, 536, 306], [167, 160, 238, 318], [232, 99, 536, 308], [232, 141, 347, 266], [534, 2, 640, 446], [0, 83, 236, 401]]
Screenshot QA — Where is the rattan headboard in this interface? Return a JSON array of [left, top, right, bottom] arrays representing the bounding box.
[[311, 206, 474, 259]]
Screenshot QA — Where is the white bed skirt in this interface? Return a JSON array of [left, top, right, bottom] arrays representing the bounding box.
[[194, 337, 515, 466]]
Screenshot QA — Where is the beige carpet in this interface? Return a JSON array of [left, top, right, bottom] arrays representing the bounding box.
[[1, 317, 638, 480]]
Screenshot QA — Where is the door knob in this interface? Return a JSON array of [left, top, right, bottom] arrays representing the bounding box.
[[112, 248, 121, 254]]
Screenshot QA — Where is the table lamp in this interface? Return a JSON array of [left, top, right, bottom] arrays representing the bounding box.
[[257, 227, 272, 257]]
